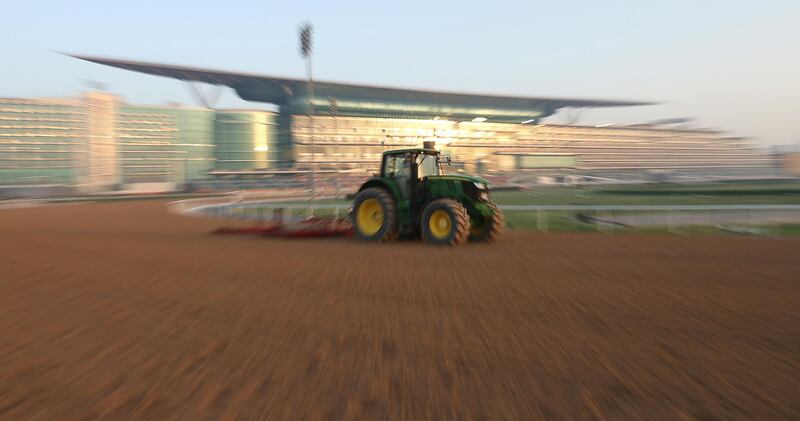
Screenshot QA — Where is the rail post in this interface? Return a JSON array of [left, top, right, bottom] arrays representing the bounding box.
[[596, 209, 602, 232], [609, 210, 614, 234], [667, 208, 674, 234], [536, 209, 548, 233], [536, 209, 541, 232], [746, 208, 751, 230]]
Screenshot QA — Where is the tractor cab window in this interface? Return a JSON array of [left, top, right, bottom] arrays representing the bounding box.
[[383, 153, 413, 197], [384, 154, 412, 179], [416, 153, 440, 179]]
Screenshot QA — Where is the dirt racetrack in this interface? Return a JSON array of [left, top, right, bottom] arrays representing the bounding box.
[[1, 200, 798, 420]]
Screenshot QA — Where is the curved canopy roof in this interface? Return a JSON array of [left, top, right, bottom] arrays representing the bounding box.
[[70, 54, 654, 123]]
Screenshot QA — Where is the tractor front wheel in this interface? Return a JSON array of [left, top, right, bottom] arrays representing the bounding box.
[[421, 199, 470, 245], [470, 201, 505, 242], [352, 187, 398, 242]]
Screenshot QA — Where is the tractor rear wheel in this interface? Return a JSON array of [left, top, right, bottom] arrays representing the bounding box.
[[421, 199, 470, 245], [470, 201, 505, 242], [352, 187, 398, 242]]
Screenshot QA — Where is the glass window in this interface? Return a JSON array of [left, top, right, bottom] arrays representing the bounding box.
[[383, 153, 412, 179], [383, 153, 413, 198], [416, 154, 439, 178]]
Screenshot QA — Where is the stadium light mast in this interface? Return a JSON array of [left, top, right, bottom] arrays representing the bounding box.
[[299, 22, 316, 207]]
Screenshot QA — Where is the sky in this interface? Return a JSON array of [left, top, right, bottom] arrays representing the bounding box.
[[2, 0, 798, 146]]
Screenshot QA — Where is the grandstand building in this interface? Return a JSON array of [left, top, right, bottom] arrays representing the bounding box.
[[117, 104, 214, 186], [213, 111, 278, 171], [289, 115, 771, 177], [0, 94, 270, 194], [0, 55, 779, 194], [0, 96, 86, 187], [0, 93, 775, 195], [72, 54, 776, 183]]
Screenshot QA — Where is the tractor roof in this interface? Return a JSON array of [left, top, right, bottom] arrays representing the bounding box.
[[383, 148, 439, 156]]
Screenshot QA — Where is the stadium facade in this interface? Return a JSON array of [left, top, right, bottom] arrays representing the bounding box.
[[0, 94, 280, 192], [288, 115, 772, 175], [0, 55, 781, 193]]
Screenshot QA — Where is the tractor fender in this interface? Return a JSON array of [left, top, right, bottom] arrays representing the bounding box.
[[358, 178, 403, 204]]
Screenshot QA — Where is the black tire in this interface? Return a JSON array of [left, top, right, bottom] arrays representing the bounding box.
[[351, 187, 399, 242], [420, 199, 470, 245], [470, 201, 505, 243]]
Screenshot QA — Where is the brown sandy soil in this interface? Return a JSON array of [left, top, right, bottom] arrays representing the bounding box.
[[0, 200, 798, 420]]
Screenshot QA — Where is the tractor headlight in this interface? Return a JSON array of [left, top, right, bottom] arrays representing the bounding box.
[[479, 192, 490, 201], [473, 181, 487, 190]]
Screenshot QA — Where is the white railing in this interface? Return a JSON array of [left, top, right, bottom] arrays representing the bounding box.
[[171, 199, 800, 234], [0, 198, 50, 209], [500, 204, 800, 211], [500, 204, 800, 233]]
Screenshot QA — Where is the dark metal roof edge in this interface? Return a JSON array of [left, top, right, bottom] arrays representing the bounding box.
[[67, 53, 657, 108]]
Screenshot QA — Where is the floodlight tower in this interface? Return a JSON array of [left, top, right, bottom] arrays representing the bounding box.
[[299, 22, 316, 206]]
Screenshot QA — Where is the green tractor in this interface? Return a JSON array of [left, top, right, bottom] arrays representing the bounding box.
[[351, 142, 504, 245]]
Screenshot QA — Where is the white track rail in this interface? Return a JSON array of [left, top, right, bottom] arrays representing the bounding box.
[[170, 196, 800, 233]]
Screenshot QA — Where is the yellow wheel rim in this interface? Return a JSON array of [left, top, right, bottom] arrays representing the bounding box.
[[356, 198, 384, 236], [428, 209, 452, 240]]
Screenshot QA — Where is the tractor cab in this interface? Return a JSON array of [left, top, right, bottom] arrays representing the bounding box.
[[380, 147, 441, 199], [352, 143, 504, 245]]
